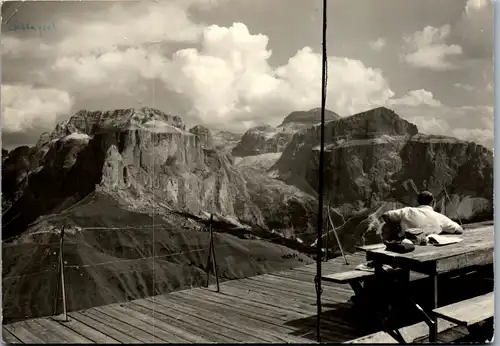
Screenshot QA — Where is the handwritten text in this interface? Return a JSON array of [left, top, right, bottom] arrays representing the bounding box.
[[9, 23, 55, 34]]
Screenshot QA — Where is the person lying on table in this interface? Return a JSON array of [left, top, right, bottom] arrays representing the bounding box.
[[382, 190, 464, 244]]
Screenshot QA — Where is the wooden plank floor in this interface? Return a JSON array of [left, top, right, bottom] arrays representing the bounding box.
[[3, 253, 374, 344]]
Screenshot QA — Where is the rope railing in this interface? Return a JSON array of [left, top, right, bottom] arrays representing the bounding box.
[[6, 190, 467, 285], [3, 217, 340, 325], [2, 225, 329, 282]]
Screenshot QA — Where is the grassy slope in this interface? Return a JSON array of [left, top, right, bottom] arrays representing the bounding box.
[[2, 193, 312, 324]]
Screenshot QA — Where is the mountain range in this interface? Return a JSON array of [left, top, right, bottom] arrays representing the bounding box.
[[2, 106, 493, 323]]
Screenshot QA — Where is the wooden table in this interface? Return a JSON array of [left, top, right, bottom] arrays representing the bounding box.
[[365, 226, 494, 342]]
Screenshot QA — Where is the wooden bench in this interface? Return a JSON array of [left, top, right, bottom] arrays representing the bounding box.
[[433, 292, 494, 327], [321, 270, 375, 296], [356, 244, 386, 252], [345, 319, 457, 344], [433, 292, 494, 342]]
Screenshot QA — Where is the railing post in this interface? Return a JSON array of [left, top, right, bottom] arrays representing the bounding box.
[[210, 215, 220, 292], [205, 214, 220, 292], [59, 226, 68, 321]]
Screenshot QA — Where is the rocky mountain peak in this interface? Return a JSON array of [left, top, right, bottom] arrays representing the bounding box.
[[50, 107, 186, 140], [279, 108, 340, 127], [232, 109, 342, 157]]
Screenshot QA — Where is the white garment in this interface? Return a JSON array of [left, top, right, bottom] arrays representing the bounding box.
[[384, 205, 463, 235]]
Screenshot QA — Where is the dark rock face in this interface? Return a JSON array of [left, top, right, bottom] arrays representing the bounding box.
[[2, 146, 46, 212], [273, 107, 493, 223], [1, 108, 311, 241], [189, 125, 214, 148], [232, 108, 340, 157], [231, 125, 293, 157], [2, 135, 105, 240]]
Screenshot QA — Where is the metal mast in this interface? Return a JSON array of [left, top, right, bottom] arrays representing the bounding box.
[[316, 0, 328, 342]]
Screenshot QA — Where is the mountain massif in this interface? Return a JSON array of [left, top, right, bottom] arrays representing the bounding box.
[[2, 106, 493, 323], [232, 108, 340, 157]]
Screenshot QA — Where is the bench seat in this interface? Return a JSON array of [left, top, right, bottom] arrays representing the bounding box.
[[433, 292, 494, 327], [322, 270, 375, 284], [321, 268, 427, 285], [345, 319, 456, 344]]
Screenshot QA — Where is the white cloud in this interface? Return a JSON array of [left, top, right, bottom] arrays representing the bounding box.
[[2, 85, 73, 133], [45, 22, 394, 129], [369, 37, 386, 51], [57, 2, 202, 56], [402, 0, 492, 71], [402, 25, 463, 70], [50, 47, 163, 97], [163, 25, 394, 127], [2, 0, 492, 150], [388, 89, 493, 148], [453, 83, 475, 91], [389, 89, 441, 107]]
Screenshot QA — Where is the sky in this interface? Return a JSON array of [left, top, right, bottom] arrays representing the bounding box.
[[1, 0, 494, 150]]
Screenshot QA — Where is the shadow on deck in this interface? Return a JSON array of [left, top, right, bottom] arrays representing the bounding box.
[[2, 250, 492, 344]]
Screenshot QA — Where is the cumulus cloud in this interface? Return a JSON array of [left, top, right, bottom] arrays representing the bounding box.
[[1, 0, 492, 150], [402, 25, 463, 70], [388, 89, 441, 107], [42, 22, 395, 130], [402, 0, 492, 70], [162, 24, 395, 127], [49, 47, 163, 97], [369, 37, 386, 51], [2, 85, 73, 133]]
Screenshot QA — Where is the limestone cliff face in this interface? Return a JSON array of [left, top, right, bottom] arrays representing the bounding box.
[[273, 107, 493, 223], [3, 106, 493, 243], [2, 108, 309, 240], [232, 124, 293, 157], [2, 107, 316, 323], [189, 125, 214, 149], [232, 108, 340, 157]]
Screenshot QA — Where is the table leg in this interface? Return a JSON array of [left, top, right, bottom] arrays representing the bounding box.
[[430, 274, 438, 342]]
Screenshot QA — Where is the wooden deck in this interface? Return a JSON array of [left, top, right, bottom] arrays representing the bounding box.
[[2, 249, 481, 344], [2, 253, 378, 344]]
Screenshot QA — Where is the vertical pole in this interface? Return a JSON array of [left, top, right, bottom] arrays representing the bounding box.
[[59, 226, 68, 322], [429, 274, 438, 342], [325, 221, 329, 262], [53, 253, 61, 316], [316, 0, 328, 341], [205, 228, 213, 288], [209, 215, 220, 292]]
